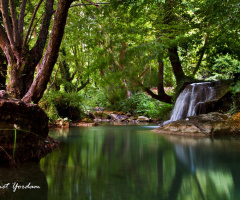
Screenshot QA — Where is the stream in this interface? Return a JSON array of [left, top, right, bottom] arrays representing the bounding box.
[[1, 124, 240, 200]]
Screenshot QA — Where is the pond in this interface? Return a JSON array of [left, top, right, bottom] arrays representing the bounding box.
[[1, 124, 240, 200]]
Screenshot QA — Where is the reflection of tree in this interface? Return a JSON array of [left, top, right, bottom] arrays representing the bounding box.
[[169, 137, 239, 200], [40, 127, 240, 200], [167, 158, 184, 200], [41, 127, 168, 199]]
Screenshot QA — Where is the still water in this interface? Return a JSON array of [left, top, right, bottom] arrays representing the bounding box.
[[1, 124, 240, 200]]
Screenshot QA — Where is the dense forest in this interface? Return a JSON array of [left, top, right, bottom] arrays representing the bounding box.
[[0, 0, 240, 122]]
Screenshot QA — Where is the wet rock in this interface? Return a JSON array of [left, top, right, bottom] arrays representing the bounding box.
[[93, 111, 111, 120], [0, 98, 58, 164], [153, 112, 239, 137], [93, 107, 104, 111], [110, 114, 118, 121], [0, 98, 49, 137], [81, 118, 93, 123], [137, 116, 150, 122]]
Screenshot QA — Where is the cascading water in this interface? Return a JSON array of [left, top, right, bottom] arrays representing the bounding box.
[[163, 82, 217, 125]]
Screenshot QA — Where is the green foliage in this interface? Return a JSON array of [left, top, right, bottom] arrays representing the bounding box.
[[110, 92, 173, 119], [231, 80, 240, 95], [39, 91, 85, 122], [229, 80, 240, 114], [81, 87, 111, 109], [42, 0, 240, 117], [207, 54, 240, 80]]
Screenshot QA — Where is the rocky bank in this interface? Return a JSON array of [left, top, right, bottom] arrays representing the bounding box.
[[153, 112, 240, 137], [0, 96, 59, 165]]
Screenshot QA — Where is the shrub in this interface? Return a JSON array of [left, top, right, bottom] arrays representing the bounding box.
[[39, 91, 85, 122], [115, 92, 173, 120]]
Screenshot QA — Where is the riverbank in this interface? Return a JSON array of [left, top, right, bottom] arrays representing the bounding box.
[[49, 110, 156, 128], [0, 97, 59, 165], [152, 112, 240, 137]]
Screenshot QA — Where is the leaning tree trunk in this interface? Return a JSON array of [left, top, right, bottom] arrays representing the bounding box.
[[0, 0, 75, 103], [22, 0, 74, 103], [163, 0, 186, 87], [168, 46, 185, 85], [136, 55, 172, 104], [0, 0, 55, 99]]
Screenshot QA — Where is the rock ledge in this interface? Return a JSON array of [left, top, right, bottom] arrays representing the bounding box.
[[153, 112, 240, 137]]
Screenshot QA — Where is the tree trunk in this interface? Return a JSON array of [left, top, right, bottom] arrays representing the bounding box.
[[0, 0, 55, 98], [136, 55, 172, 104], [157, 55, 172, 103], [21, 0, 55, 95], [22, 0, 74, 103], [162, 0, 186, 86], [168, 46, 185, 85], [0, 50, 7, 90]]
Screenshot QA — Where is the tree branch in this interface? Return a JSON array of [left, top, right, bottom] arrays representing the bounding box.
[[46, 63, 60, 93], [193, 33, 210, 76], [0, 25, 10, 51], [138, 67, 150, 80], [80, 0, 100, 9], [135, 78, 172, 104], [0, 0, 15, 47], [23, 0, 44, 48], [77, 79, 90, 91], [27, 13, 44, 45], [22, 0, 54, 94], [9, 0, 20, 46], [23, 0, 74, 103], [18, 0, 27, 44], [70, 0, 123, 8]]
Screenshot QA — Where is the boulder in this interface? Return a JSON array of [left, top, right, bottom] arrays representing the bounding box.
[[0, 98, 49, 137], [110, 113, 118, 121], [153, 112, 239, 137], [0, 98, 58, 164], [93, 111, 111, 120], [137, 116, 150, 122], [81, 118, 93, 123]]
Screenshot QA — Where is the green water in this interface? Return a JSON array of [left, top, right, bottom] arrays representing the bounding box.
[[1, 124, 240, 200]]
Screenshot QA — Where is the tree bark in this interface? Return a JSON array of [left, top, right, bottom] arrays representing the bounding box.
[[22, 0, 74, 103], [168, 46, 185, 85], [18, 0, 27, 43], [22, 0, 55, 95], [0, 50, 7, 90], [162, 0, 186, 86], [136, 55, 172, 104], [0, 0, 55, 98], [157, 55, 172, 103]]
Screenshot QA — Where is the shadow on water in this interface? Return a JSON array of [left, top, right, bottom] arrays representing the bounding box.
[[0, 162, 48, 200], [1, 125, 240, 200]]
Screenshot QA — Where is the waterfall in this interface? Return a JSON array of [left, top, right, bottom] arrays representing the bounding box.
[[163, 82, 217, 125]]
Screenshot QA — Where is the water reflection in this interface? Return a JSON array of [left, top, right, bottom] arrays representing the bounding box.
[[40, 126, 240, 200], [1, 125, 240, 200], [166, 136, 240, 200]]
